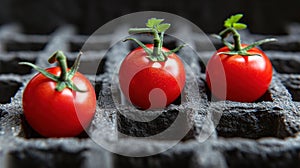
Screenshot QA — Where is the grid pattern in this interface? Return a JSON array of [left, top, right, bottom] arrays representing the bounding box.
[[0, 23, 300, 168]]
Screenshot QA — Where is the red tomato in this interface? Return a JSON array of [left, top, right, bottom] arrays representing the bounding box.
[[22, 67, 96, 137], [206, 44, 273, 102], [119, 44, 186, 109]]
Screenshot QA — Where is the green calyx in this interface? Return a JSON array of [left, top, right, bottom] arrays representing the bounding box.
[[213, 14, 277, 56], [125, 18, 185, 62], [19, 51, 86, 92]]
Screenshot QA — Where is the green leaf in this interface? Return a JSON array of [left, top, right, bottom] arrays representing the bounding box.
[[224, 21, 232, 28], [157, 23, 170, 33], [233, 23, 247, 30], [224, 14, 243, 28], [231, 14, 243, 23], [146, 18, 164, 28]]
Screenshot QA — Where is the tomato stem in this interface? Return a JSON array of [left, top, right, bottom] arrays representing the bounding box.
[[213, 14, 277, 56], [126, 18, 185, 62], [49, 51, 68, 81], [128, 28, 152, 34], [153, 29, 161, 56], [232, 28, 242, 51], [20, 51, 86, 92], [127, 28, 163, 57]]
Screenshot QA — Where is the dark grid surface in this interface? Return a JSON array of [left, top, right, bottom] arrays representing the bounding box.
[[0, 23, 300, 168]]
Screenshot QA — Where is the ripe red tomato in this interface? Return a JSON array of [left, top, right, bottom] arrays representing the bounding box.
[[22, 67, 96, 137], [206, 44, 273, 102], [119, 44, 186, 109]]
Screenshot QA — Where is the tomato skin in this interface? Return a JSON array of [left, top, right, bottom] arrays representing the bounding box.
[[22, 67, 96, 137], [206, 44, 273, 102], [119, 44, 185, 109]]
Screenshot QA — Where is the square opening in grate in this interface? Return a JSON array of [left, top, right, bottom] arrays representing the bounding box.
[[271, 59, 300, 74], [0, 80, 22, 104], [216, 110, 288, 139], [7, 148, 86, 168], [114, 83, 195, 142], [5, 41, 47, 52], [102, 76, 195, 141], [113, 150, 195, 168], [286, 86, 300, 102], [117, 108, 195, 141], [1, 57, 36, 75], [221, 139, 300, 168], [281, 75, 300, 102]]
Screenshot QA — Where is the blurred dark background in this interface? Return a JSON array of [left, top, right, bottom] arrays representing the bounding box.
[[0, 0, 299, 35]]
